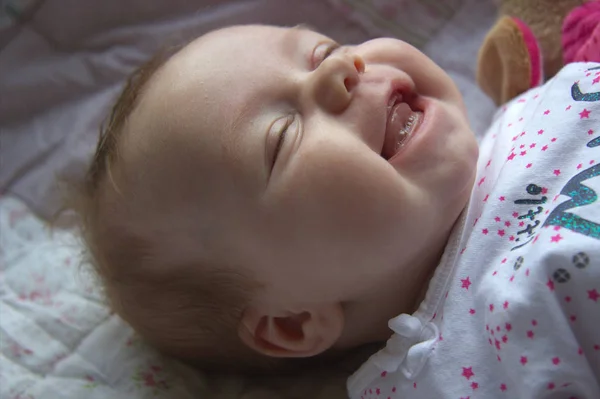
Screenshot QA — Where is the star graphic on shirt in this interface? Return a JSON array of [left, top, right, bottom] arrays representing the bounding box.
[[471, 382, 479, 390], [500, 384, 507, 392], [577, 163, 583, 170], [588, 289, 600, 302], [482, 228, 489, 235], [478, 177, 486, 186], [553, 169, 561, 176], [580, 109, 591, 119], [462, 367, 475, 380], [544, 109, 550, 115], [551, 234, 563, 243], [503, 301, 509, 309], [552, 357, 560, 365], [527, 330, 534, 339], [538, 129, 544, 135], [542, 145, 549, 151], [461, 277, 472, 290], [520, 150, 527, 156], [530, 143, 536, 148], [566, 105, 572, 110], [547, 279, 555, 291], [469, 308, 476, 315], [520, 356, 528, 365], [589, 129, 595, 135], [498, 229, 505, 237], [593, 76, 600, 84], [499, 196, 505, 201], [507, 152, 516, 161], [505, 323, 512, 331], [548, 382, 556, 390]]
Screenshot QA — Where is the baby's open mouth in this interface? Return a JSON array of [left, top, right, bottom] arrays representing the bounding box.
[[381, 91, 423, 160]]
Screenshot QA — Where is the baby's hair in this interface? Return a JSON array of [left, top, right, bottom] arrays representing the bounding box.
[[68, 44, 277, 373]]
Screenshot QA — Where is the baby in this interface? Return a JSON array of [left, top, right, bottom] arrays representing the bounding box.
[[74, 24, 600, 398]]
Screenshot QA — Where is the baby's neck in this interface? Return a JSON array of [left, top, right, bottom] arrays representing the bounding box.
[[334, 244, 444, 349]]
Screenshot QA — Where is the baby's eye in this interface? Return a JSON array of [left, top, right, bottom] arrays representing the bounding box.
[[312, 42, 341, 69], [270, 115, 295, 170]]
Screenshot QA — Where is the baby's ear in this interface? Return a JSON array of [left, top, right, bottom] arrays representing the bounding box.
[[238, 303, 344, 358]]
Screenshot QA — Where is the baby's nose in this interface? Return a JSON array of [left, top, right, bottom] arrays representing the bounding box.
[[308, 52, 365, 114]]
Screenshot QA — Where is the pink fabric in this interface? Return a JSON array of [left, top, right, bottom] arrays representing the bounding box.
[[562, 1, 600, 64], [512, 17, 543, 88]]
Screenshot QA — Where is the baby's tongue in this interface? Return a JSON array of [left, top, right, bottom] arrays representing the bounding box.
[[388, 102, 413, 132], [383, 102, 414, 159]]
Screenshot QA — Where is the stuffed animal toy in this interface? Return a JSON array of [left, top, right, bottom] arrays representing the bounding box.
[[477, 0, 600, 106]]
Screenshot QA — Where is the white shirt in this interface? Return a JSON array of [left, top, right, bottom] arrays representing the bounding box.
[[348, 62, 600, 399]]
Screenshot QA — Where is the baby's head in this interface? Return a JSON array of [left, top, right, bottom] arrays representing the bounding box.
[[76, 25, 479, 372]]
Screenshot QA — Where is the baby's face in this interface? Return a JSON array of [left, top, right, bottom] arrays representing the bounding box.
[[127, 25, 478, 307]]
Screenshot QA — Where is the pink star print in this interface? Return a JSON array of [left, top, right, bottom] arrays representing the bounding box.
[[527, 330, 534, 339], [489, 304, 495, 312], [589, 129, 595, 135], [538, 129, 544, 135], [498, 229, 505, 237], [500, 384, 507, 392], [503, 301, 509, 309], [542, 145, 549, 151], [551, 234, 563, 243], [478, 177, 485, 186], [505, 323, 512, 331], [520, 356, 528, 365], [482, 228, 489, 235], [499, 196, 505, 201], [593, 76, 600, 84], [566, 105, 572, 110], [552, 357, 560, 365], [544, 110, 550, 115], [471, 382, 479, 390], [461, 277, 472, 290], [469, 308, 476, 315], [548, 383, 555, 390], [589, 289, 599, 302], [547, 279, 555, 291], [507, 152, 516, 161], [530, 143, 536, 148], [462, 367, 475, 380], [580, 109, 591, 119]]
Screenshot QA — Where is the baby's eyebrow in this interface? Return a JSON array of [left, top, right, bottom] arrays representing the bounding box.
[[293, 23, 317, 33]]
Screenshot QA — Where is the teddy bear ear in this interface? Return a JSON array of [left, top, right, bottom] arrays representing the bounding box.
[[477, 16, 543, 106]]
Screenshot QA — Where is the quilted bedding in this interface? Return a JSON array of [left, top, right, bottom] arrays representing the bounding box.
[[0, 1, 498, 398]]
